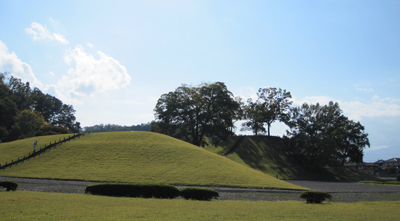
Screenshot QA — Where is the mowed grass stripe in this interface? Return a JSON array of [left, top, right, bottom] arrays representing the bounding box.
[[1, 191, 399, 221], [0, 132, 305, 189]]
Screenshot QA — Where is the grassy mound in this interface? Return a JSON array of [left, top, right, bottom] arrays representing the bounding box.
[[0, 132, 305, 190], [0, 134, 77, 165], [206, 136, 377, 181]]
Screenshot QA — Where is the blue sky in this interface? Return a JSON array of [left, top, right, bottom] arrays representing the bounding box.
[[1, 0, 399, 162]]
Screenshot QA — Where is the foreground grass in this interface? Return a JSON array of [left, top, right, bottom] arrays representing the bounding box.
[[0, 132, 305, 190], [1, 191, 399, 221], [206, 136, 377, 181]]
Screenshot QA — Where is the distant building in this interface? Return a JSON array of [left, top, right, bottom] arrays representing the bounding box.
[[345, 157, 400, 177], [383, 158, 400, 167]]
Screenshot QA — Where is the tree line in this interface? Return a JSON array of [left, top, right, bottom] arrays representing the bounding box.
[[0, 72, 80, 143], [152, 82, 369, 167], [83, 123, 151, 133]]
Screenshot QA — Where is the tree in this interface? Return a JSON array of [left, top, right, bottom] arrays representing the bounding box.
[[0, 72, 81, 141], [153, 82, 241, 146], [334, 119, 370, 165], [6, 76, 32, 110], [31, 88, 55, 123], [10, 109, 47, 140], [240, 99, 266, 136], [285, 102, 369, 167], [241, 87, 292, 136], [83, 123, 151, 133], [54, 104, 80, 133]]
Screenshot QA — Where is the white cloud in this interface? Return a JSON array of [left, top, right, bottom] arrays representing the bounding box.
[[25, 22, 69, 44], [233, 87, 260, 103], [0, 40, 43, 88], [291, 95, 400, 121], [59, 45, 131, 101], [341, 99, 400, 121], [87, 43, 94, 48], [365, 146, 389, 152], [372, 95, 379, 100], [356, 87, 374, 92], [292, 96, 333, 106]]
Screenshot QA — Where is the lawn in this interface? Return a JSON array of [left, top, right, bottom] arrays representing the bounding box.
[[1, 191, 398, 221], [0, 132, 305, 190]]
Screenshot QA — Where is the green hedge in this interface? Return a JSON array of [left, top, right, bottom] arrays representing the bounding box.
[[85, 183, 180, 199], [180, 187, 219, 201], [300, 191, 332, 204], [0, 180, 18, 191]]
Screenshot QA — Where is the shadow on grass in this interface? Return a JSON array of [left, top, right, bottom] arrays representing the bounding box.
[[227, 136, 378, 181]]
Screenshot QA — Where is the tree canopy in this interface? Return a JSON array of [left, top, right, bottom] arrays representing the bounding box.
[[0, 72, 80, 142], [153, 82, 370, 166], [83, 123, 151, 133], [285, 102, 370, 167], [153, 82, 241, 146], [241, 87, 292, 136]]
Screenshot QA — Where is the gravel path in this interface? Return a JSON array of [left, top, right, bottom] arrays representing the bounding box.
[[0, 176, 303, 194], [0, 176, 98, 194], [285, 180, 400, 193], [2, 176, 400, 202]]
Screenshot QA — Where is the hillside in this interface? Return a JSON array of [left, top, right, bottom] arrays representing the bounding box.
[[0, 134, 76, 165], [206, 136, 377, 181], [0, 132, 306, 190]]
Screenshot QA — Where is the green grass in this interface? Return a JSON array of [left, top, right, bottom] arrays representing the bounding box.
[[359, 181, 400, 185], [0, 133, 76, 165], [206, 136, 378, 181], [1, 191, 399, 220], [0, 132, 305, 190]]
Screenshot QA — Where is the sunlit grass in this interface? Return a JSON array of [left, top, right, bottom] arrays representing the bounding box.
[[0, 134, 76, 165], [1, 191, 399, 221], [0, 132, 305, 189]]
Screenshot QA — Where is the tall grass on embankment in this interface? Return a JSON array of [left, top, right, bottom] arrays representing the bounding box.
[[0, 132, 305, 190], [1, 191, 399, 221], [206, 136, 377, 181]]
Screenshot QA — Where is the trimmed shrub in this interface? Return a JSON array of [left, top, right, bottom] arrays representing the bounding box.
[[180, 187, 219, 201], [300, 191, 332, 204], [0, 180, 18, 191], [85, 183, 180, 199], [35, 125, 70, 136]]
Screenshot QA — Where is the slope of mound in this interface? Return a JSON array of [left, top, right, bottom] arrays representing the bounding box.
[[0, 132, 306, 190], [206, 136, 377, 181], [0, 134, 77, 165]]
